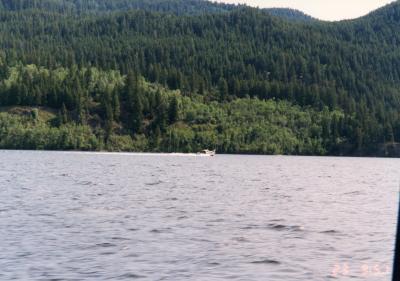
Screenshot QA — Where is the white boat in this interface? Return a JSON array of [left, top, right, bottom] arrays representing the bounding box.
[[197, 149, 216, 156]]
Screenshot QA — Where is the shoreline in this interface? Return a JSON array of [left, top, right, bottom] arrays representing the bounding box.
[[0, 149, 399, 159]]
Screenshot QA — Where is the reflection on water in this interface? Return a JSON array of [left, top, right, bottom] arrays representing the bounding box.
[[0, 151, 398, 280]]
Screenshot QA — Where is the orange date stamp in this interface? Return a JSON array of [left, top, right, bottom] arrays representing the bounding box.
[[331, 263, 391, 278]]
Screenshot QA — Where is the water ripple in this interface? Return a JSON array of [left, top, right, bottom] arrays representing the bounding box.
[[0, 151, 397, 281]]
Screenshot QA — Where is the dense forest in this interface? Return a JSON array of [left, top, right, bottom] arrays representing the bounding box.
[[0, 0, 236, 14], [0, 0, 400, 156], [264, 8, 315, 22]]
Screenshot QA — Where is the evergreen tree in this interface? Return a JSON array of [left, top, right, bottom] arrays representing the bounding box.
[[168, 96, 179, 124], [126, 71, 143, 134], [60, 103, 68, 124], [218, 78, 229, 102]]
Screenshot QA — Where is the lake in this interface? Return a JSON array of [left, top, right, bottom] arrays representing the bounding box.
[[0, 151, 398, 280]]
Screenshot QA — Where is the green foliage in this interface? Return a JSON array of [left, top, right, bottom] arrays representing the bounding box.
[[265, 8, 315, 22], [125, 72, 143, 134], [0, 112, 100, 150], [0, 0, 399, 155], [0, 84, 349, 155], [168, 95, 179, 124], [0, 0, 235, 15], [172, 97, 332, 155]]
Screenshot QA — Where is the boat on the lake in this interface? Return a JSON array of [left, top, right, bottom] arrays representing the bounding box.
[[197, 149, 216, 156]]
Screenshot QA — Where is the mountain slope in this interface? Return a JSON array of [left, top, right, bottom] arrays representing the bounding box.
[[0, 0, 399, 155], [264, 8, 315, 22], [0, 0, 236, 14], [0, 0, 318, 20]]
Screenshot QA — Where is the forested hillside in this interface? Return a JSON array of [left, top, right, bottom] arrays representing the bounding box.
[[0, 0, 236, 14], [0, 0, 399, 156], [264, 8, 315, 22]]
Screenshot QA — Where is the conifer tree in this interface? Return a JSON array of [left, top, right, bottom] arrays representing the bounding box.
[[126, 71, 143, 134], [168, 96, 179, 124]]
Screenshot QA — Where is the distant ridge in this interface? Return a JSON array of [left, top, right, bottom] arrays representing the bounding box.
[[0, 0, 236, 14], [0, 0, 315, 21], [356, 0, 400, 22], [0, 0, 317, 22], [264, 8, 316, 22]]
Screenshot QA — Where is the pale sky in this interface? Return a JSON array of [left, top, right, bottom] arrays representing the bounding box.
[[213, 0, 396, 21]]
